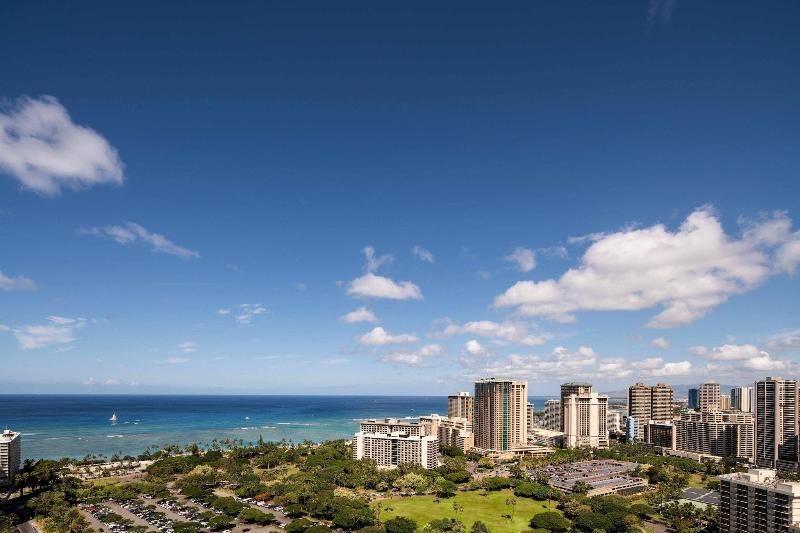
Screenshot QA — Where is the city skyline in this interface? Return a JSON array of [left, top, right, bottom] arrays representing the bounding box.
[[2, 1, 800, 395]]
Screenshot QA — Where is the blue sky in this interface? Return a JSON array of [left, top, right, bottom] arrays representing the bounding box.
[[1, 1, 799, 395]]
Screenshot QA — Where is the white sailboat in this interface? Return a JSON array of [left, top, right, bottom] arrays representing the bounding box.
[[110, 412, 118, 423]]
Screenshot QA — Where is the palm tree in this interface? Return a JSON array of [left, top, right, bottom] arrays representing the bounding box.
[[505, 497, 517, 520]]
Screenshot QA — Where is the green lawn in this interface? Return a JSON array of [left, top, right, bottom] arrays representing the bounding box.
[[375, 489, 557, 532]]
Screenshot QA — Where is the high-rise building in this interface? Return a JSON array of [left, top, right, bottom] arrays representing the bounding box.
[[0, 429, 21, 487], [607, 411, 622, 434], [473, 378, 528, 451], [627, 383, 674, 440], [448, 391, 474, 422], [563, 392, 609, 449], [718, 468, 800, 532], [526, 402, 535, 434], [353, 431, 438, 469], [644, 422, 676, 449], [360, 418, 423, 436], [688, 388, 699, 410], [419, 414, 474, 454], [560, 382, 592, 431], [675, 411, 755, 461], [731, 386, 753, 413], [755, 377, 799, 470], [699, 382, 721, 412], [720, 395, 732, 411], [544, 399, 561, 431]]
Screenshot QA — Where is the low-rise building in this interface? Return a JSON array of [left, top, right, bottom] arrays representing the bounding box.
[[534, 460, 648, 497], [719, 468, 800, 532]]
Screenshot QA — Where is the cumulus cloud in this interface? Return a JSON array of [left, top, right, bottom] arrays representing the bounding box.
[[690, 343, 788, 372], [0, 95, 124, 195], [358, 326, 418, 346], [340, 307, 379, 324], [0, 271, 36, 291], [382, 343, 443, 367], [463, 339, 489, 357], [440, 320, 548, 346], [651, 337, 670, 349], [12, 316, 88, 350], [346, 247, 423, 300], [81, 222, 199, 259], [412, 245, 435, 263], [504, 247, 536, 273], [494, 207, 800, 328]]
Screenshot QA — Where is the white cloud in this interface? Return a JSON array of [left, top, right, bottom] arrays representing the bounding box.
[[12, 316, 88, 350], [358, 326, 418, 346], [0, 271, 37, 291], [690, 343, 788, 372], [765, 331, 800, 352], [504, 247, 536, 273], [463, 339, 488, 357], [179, 341, 197, 353], [234, 304, 267, 325], [82, 222, 199, 259], [217, 308, 231, 315], [0, 96, 124, 195], [495, 207, 800, 328], [340, 307, 379, 324], [157, 357, 191, 365], [104, 378, 120, 386], [412, 245, 435, 263], [440, 320, 548, 346], [382, 343, 443, 367], [346, 247, 423, 300], [346, 272, 423, 300], [651, 337, 670, 349], [363, 246, 393, 273]]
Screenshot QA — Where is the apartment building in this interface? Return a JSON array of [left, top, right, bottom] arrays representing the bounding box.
[[419, 414, 474, 453], [731, 386, 753, 413], [699, 382, 722, 412], [688, 388, 699, 410], [560, 382, 592, 431], [352, 431, 439, 469], [0, 429, 21, 487], [645, 421, 676, 450], [447, 391, 474, 423], [755, 377, 799, 470], [526, 402, 535, 434], [360, 418, 423, 436], [474, 378, 528, 451], [563, 392, 609, 449], [544, 399, 561, 431], [628, 382, 674, 440], [675, 411, 755, 461], [607, 411, 622, 434], [718, 468, 800, 533]]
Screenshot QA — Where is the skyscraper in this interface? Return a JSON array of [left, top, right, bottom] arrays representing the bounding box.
[[754, 377, 799, 470], [474, 378, 528, 451], [563, 392, 609, 449], [0, 429, 21, 487], [544, 399, 561, 431], [628, 383, 674, 422], [699, 382, 721, 412], [688, 388, 699, 410], [731, 386, 753, 413], [447, 391, 474, 422], [560, 382, 592, 431]]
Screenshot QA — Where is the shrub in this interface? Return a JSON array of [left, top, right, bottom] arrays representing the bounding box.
[[529, 511, 570, 532], [384, 516, 417, 533]]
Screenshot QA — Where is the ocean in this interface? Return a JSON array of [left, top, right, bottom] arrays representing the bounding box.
[[1, 394, 555, 460]]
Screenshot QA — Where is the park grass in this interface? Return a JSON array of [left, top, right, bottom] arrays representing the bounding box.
[[375, 489, 557, 532], [686, 473, 706, 489]]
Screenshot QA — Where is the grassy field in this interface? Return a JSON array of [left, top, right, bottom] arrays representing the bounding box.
[[375, 489, 556, 532]]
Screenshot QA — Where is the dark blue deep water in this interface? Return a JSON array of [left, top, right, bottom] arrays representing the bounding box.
[[0, 395, 556, 460]]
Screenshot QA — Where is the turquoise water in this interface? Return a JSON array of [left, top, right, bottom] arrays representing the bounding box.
[[1, 394, 554, 460]]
